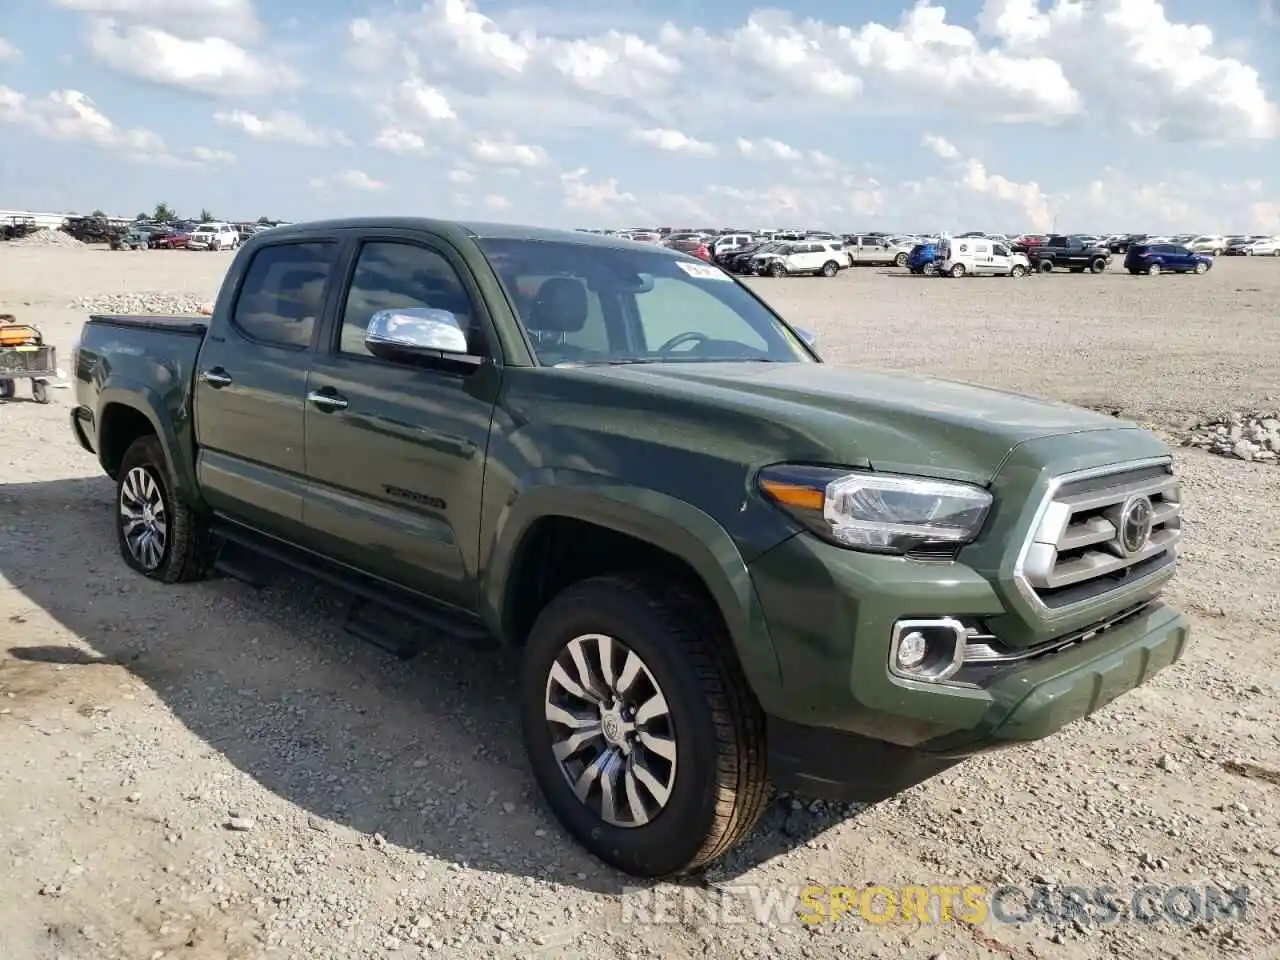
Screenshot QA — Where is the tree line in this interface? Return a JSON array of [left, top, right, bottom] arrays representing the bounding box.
[[85, 203, 278, 225]]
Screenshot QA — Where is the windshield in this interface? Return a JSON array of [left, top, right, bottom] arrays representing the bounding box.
[[478, 238, 816, 365]]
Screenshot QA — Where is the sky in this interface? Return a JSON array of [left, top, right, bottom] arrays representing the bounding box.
[[0, 0, 1278, 233]]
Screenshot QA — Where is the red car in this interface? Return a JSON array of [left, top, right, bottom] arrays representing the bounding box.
[[151, 230, 190, 250]]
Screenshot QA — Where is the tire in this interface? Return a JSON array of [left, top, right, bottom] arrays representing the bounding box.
[[1272, 249, 1279, 257], [1010, 264, 1027, 278], [1194, 261, 1208, 275], [1146, 263, 1161, 276], [1038, 260, 1053, 273], [1090, 258, 1107, 274], [820, 260, 838, 278], [31, 379, 49, 404], [767, 261, 786, 278], [116, 435, 214, 583], [894, 252, 908, 267], [1212, 249, 1222, 256], [520, 574, 768, 878], [0, 379, 14, 400], [948, 263, 966, 278]]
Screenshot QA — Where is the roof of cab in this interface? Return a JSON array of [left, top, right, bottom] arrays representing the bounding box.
[[258, 217, 682, 255]]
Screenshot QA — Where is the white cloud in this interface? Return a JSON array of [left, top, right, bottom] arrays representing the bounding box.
[[50, 0, 261, 42], [0, 86, 169, 159], [922, 134, 961, 159], [83, 19, 300, 97], [0, 37, 20, 61], [978, 0, 1278, 140], [631, 127, 715, 156], [190, 145, 236, 164], [309, 169, 384, 192], [469, 136, 548, 167], [397, 80, 456, 121], [447, 168, 475, 184], [372, 128, 430, 155], [482, 194, 511, 211], [560, 167, 638, 215], [737, 137, 801, 161], [545, 30, 681, 97], [213, 109, 344, 146]]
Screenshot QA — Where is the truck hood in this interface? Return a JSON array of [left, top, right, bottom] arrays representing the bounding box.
[[572, 362, 1141, 485]]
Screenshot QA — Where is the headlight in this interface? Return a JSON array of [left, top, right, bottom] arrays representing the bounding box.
[[758, 464, 992, 555]]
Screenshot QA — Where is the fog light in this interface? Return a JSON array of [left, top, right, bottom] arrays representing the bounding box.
[[896, 630, 928, 668], [889, 618, 967, 683]]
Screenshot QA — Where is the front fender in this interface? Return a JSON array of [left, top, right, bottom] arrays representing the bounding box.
[[482, 470, 785, 712], [97, 381, 205, 510]]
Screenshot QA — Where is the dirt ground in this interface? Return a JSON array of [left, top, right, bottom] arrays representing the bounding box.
[[1, 246, 1278, 960]]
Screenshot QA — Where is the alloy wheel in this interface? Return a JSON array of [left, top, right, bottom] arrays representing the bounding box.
[[543, 633, 677, 828], [119, 466, 168, 570]]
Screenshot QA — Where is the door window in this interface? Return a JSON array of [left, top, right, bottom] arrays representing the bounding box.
[[994, 245, 1009, 257], [232, 241, 336, 348], [337, 241, 486, 358]]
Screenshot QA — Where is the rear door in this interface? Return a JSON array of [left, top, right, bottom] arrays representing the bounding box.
[[302, 231, 501, 608], [194, 236, 340, 539]]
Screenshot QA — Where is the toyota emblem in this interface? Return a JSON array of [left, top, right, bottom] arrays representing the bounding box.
[[1119, 495, 1154, 555]]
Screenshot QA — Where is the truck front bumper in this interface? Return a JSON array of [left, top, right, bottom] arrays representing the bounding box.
[[748, 531, 1190, 801]]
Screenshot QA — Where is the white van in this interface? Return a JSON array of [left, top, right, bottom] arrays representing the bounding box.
[[937, 238, 1030, 277]]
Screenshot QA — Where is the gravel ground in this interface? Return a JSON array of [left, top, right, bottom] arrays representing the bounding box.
[[1, 246, 1278, 960]]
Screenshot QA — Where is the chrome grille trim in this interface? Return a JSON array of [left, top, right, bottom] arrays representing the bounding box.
[[1013, 456, 1181, 619], [964, 599, 1156, 665]]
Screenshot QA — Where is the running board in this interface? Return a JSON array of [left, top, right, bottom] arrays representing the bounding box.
[[209, 519, 498, 656]]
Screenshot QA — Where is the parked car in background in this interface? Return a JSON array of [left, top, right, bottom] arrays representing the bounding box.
[[187, 222, 240, 251], [663, 236, 713, 261], [1226, 236, 1279, 256], [844, 235, 913, 267], [906, 241, 940, 275], [709, 234, 756, 260], [752, 240, 851, 277], [1011, 234, 1047, 253], [1027, 235, 1111, 274], [1124, 243, 1212, 275], [1188, 235, 1228, 256], [937, 238, 1030, 277], [151, 229, 191, 250], [722, 240, 781, 273]]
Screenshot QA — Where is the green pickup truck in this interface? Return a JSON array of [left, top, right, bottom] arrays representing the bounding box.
[[69, 218, 1190, 877]]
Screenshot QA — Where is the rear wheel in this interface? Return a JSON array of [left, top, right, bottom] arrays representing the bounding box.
[[521, 575, 768, 878], [31, 379, 49, 404], [1038, 260, 1053, 273], [922, 262, 938, 276], [767, 261, 786, 278], [116, 435, 214, 583], [894, 252, 908, 267], [1090, 258, 1107, 274], [820, 260, 839, 278], [0, 379, 14, 400], [1147, 263, 1161, 276]]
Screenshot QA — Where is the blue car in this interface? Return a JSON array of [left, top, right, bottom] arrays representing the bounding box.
[[906, 242, 939, 274], [1124, 242, 1212, 276]]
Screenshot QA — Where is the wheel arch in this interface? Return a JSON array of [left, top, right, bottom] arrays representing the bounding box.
[[483, 478, 785, 713]]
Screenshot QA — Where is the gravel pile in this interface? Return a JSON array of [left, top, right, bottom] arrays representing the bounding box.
[[1182, 411, 1280, 462], [71, 292, 208, 315], [5, 228, 86, 248]]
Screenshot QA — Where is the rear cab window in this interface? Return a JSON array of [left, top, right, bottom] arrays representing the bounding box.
[[231, 242, 337, 348]]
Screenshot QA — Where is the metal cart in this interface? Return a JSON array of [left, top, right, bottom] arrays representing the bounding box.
[[0, 314, 56, 404]]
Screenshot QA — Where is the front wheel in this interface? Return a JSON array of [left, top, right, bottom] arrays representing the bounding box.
[[820, 261, 838, 278], [1010, 264, 1027, 278], [948, 263, 966, 278], [116, 435, 214, 582], [1038, 260, 1053, 273], [1194, 261, 1208, 274], [521, 575, 768, 878], [1090, 258, 1107, 274], [1147, 263, 1161, 276], [922, 263, 939, 276], [767, 261, 786, 278]]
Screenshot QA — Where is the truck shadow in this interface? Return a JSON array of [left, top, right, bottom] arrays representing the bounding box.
[[0, 476, 874, 894]]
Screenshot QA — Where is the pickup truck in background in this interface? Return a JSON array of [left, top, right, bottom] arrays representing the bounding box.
[[1027, 235, 1112, 274], [69, 218, 1190, 878]]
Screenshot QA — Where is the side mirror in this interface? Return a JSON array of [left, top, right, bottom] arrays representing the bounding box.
[[794, 326, 817, 349], [365, 307, 472, 363]]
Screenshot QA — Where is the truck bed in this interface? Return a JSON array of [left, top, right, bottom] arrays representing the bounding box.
[[87, 313, 209, 336]]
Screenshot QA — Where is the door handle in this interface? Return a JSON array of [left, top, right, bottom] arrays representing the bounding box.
[[199, 368, 232, 388], [307, 389, 348, 412]]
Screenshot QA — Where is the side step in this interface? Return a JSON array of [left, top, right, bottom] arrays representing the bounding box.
[[209, 520, 499, 657]]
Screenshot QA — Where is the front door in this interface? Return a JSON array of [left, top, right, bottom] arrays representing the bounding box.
[[194, 237, 340, 539], [303, 234, 500, 609], [991, 244, 1011, 274]]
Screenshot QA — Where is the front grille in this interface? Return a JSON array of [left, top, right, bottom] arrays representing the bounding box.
[[1016, 459, 1181, 612]]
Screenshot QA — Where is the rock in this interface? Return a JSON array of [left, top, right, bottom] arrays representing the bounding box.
[[225, 816, 256, 831], [1180, 413, 1280, 465]]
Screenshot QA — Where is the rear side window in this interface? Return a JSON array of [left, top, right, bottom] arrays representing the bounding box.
[[232, 242, 336, 348], [1131, 244, 1150, 255]]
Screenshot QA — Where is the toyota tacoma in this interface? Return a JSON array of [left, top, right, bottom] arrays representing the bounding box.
[[68, 218, 1190, 878]]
